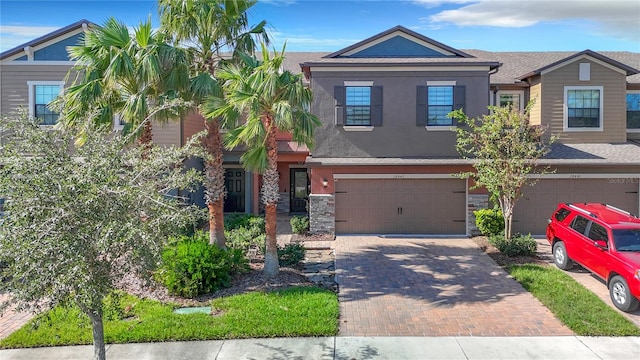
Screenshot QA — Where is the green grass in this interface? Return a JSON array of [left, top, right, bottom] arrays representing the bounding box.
[[0, 286, 339, 349], [507, 264, 640, 336]]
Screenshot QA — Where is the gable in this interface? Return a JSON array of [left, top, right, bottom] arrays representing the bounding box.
[[347, 35, 453, 58], [33, 33, 83, 61]]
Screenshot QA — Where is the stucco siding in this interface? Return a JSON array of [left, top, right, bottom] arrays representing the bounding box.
[[310, 70, 490, 158], [540, 59, 627, 143], [0, 64, 73, 115]]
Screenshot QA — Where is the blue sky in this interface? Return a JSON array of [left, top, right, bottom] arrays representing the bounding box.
[[1, 0, 639, 54]]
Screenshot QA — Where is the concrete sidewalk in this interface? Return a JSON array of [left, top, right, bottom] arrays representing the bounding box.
[[1, 336, 640, 359]]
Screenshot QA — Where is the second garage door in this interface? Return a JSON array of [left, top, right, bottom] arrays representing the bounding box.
[[334, 178, 467, 234], [513, 178, 639, 235]]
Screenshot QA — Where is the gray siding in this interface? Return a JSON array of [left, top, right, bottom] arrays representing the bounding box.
[[0, 64, 73, 115], [310, 70, 490, 158]]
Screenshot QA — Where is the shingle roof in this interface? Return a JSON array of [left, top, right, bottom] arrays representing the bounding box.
[[306, 142, 640, 166], [463, 49, 640, 85]]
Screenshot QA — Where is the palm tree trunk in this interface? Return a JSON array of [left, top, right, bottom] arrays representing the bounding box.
[[262, 117, 280, 278], [139, 119, 153, 147], [202, 118, 226, 248]]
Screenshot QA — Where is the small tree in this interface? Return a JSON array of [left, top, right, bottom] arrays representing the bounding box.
[[451, 101, 555, 240], [0, 112, 204, 360]]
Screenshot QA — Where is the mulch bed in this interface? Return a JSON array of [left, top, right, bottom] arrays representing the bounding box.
[[471, 236, 549, 267]]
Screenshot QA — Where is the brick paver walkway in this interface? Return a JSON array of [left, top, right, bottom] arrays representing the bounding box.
[[336, 236, 573, 336], [0, 294, 33, 340]]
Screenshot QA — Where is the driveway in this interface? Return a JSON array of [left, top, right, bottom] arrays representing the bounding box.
[[335, 236, 573, 336]]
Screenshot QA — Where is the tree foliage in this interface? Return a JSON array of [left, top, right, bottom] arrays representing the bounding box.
[[0, 111, 205, 360], [206, 43, 320, 277], [158, 0, 270, 248], [451, 101, 555, 240]]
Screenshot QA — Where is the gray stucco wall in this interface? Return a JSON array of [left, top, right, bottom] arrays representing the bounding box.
[[310, 70, 490, 158]]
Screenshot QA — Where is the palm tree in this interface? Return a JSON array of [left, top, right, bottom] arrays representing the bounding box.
[[206, 44, 320, 278], [58, 17, 190, 146], [158, 0, 269, 248]]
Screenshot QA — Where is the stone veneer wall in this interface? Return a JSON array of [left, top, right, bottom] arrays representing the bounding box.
[[467, 194, 489, 236], [309, 194, 335, 234], [277, 192, 290, 214]]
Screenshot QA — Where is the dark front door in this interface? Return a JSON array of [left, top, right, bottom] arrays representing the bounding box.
[[224, 168, 245, 212], [290, 168, 308, 213]]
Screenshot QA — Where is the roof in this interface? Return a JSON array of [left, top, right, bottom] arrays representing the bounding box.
[[463, 49, 640, 85], [306, 141, 640, 167], [0, 19, 94, 60], [323, 25, 473, 59]]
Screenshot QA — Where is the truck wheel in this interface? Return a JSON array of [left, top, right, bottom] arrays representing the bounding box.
[[552, 241, 573, 270], [609, 276, 640, 312]]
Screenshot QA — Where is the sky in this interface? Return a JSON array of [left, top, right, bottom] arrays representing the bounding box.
[[1, 0, 639, 55]]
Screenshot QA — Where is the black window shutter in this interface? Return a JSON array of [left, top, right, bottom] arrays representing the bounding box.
[[334, 85, 345, 126], [370, 86, 383, 126], [416, 86, 428, 126], [453, 85, 466, 126]]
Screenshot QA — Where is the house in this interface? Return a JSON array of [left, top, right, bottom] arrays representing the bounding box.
[[2, 22, 639, 236], [299, 26, 640, 236]]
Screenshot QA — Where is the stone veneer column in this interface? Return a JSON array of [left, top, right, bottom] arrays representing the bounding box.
[[467, 194, 489, 236], [309, 194, 335, 234], [277, 192, 290, 214]]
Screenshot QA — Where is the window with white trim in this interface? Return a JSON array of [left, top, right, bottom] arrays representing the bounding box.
[[496, 90, 524, 112], [627, 91, 640, 132], [345, 86, 371, 126], [113, 114, 126, 131], [28, 81, 64, 125], [564, 86, 603, 130], [427, 86, 453, 126]]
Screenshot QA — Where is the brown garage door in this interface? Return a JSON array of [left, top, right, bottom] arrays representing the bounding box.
[[334, 178, 467, 234], [513, 178, 639, 235]]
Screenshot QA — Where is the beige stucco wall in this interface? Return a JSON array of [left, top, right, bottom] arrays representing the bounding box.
[[539, 58, 627, 143]]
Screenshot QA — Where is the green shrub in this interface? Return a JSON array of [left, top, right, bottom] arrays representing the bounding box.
[[278, 242, 306, 266], [157, 231, 249, 298], [489, 233, 537, 257], [225, 215, 265, 255], [474, 208, 505, 236], [290, 215, 310, 235]]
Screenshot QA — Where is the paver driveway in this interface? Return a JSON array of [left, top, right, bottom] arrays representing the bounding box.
[[335, 236, 573, 336]]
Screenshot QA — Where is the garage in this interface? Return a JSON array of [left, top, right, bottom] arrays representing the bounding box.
[[334, 178, 467, 234], [513, 177, 640, 235]]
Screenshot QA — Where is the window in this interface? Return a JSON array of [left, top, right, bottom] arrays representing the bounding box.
[[587, 222, 608, 242], [334, 83, 382, 128], [427, 86, 453, 126], [416, 83, 465, 128], [564, 86, 603, 130], [496, 90, 524, 112], [627, 91, 640, 132], [114, 114, 126, 131], [554, 208, 571, 222], [345, 86, 371, 126], [570, 215, 589, 235], [28, 81, 63, 126]]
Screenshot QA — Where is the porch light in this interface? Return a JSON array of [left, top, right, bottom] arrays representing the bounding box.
[[322, 178, 329, 188]]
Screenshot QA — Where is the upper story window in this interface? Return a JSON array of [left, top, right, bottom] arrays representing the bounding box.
[[416, 82, 465, 129], [28, 81, 64, 126], [564, 86, 603, 131], [427, 86, 453, 126], [627, 91, 640, 132], [334, 82, 383, 130], [345, 86, 371, 126]]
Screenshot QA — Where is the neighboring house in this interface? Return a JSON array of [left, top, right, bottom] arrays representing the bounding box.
[[298, 26, 640, 236], [2, 22, 639, 236]]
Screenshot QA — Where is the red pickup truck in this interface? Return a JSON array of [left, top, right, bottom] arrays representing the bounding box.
[[546, 203, 640, 312]]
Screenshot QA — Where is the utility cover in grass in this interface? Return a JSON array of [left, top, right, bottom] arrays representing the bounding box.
[[173, 306, 212, 314]]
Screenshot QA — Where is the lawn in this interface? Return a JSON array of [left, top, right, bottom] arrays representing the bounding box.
[[0, 286, 339, 349], [507, 264, 640, 336]]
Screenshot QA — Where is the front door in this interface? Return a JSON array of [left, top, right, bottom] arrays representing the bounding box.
[[224, 168, 245, 212], [290, 168, 308, 213]]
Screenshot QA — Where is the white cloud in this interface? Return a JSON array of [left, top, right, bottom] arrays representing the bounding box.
[[424, 0, 640, 42], [0, 25, 61, 52], [268, 30, 359, 51]]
